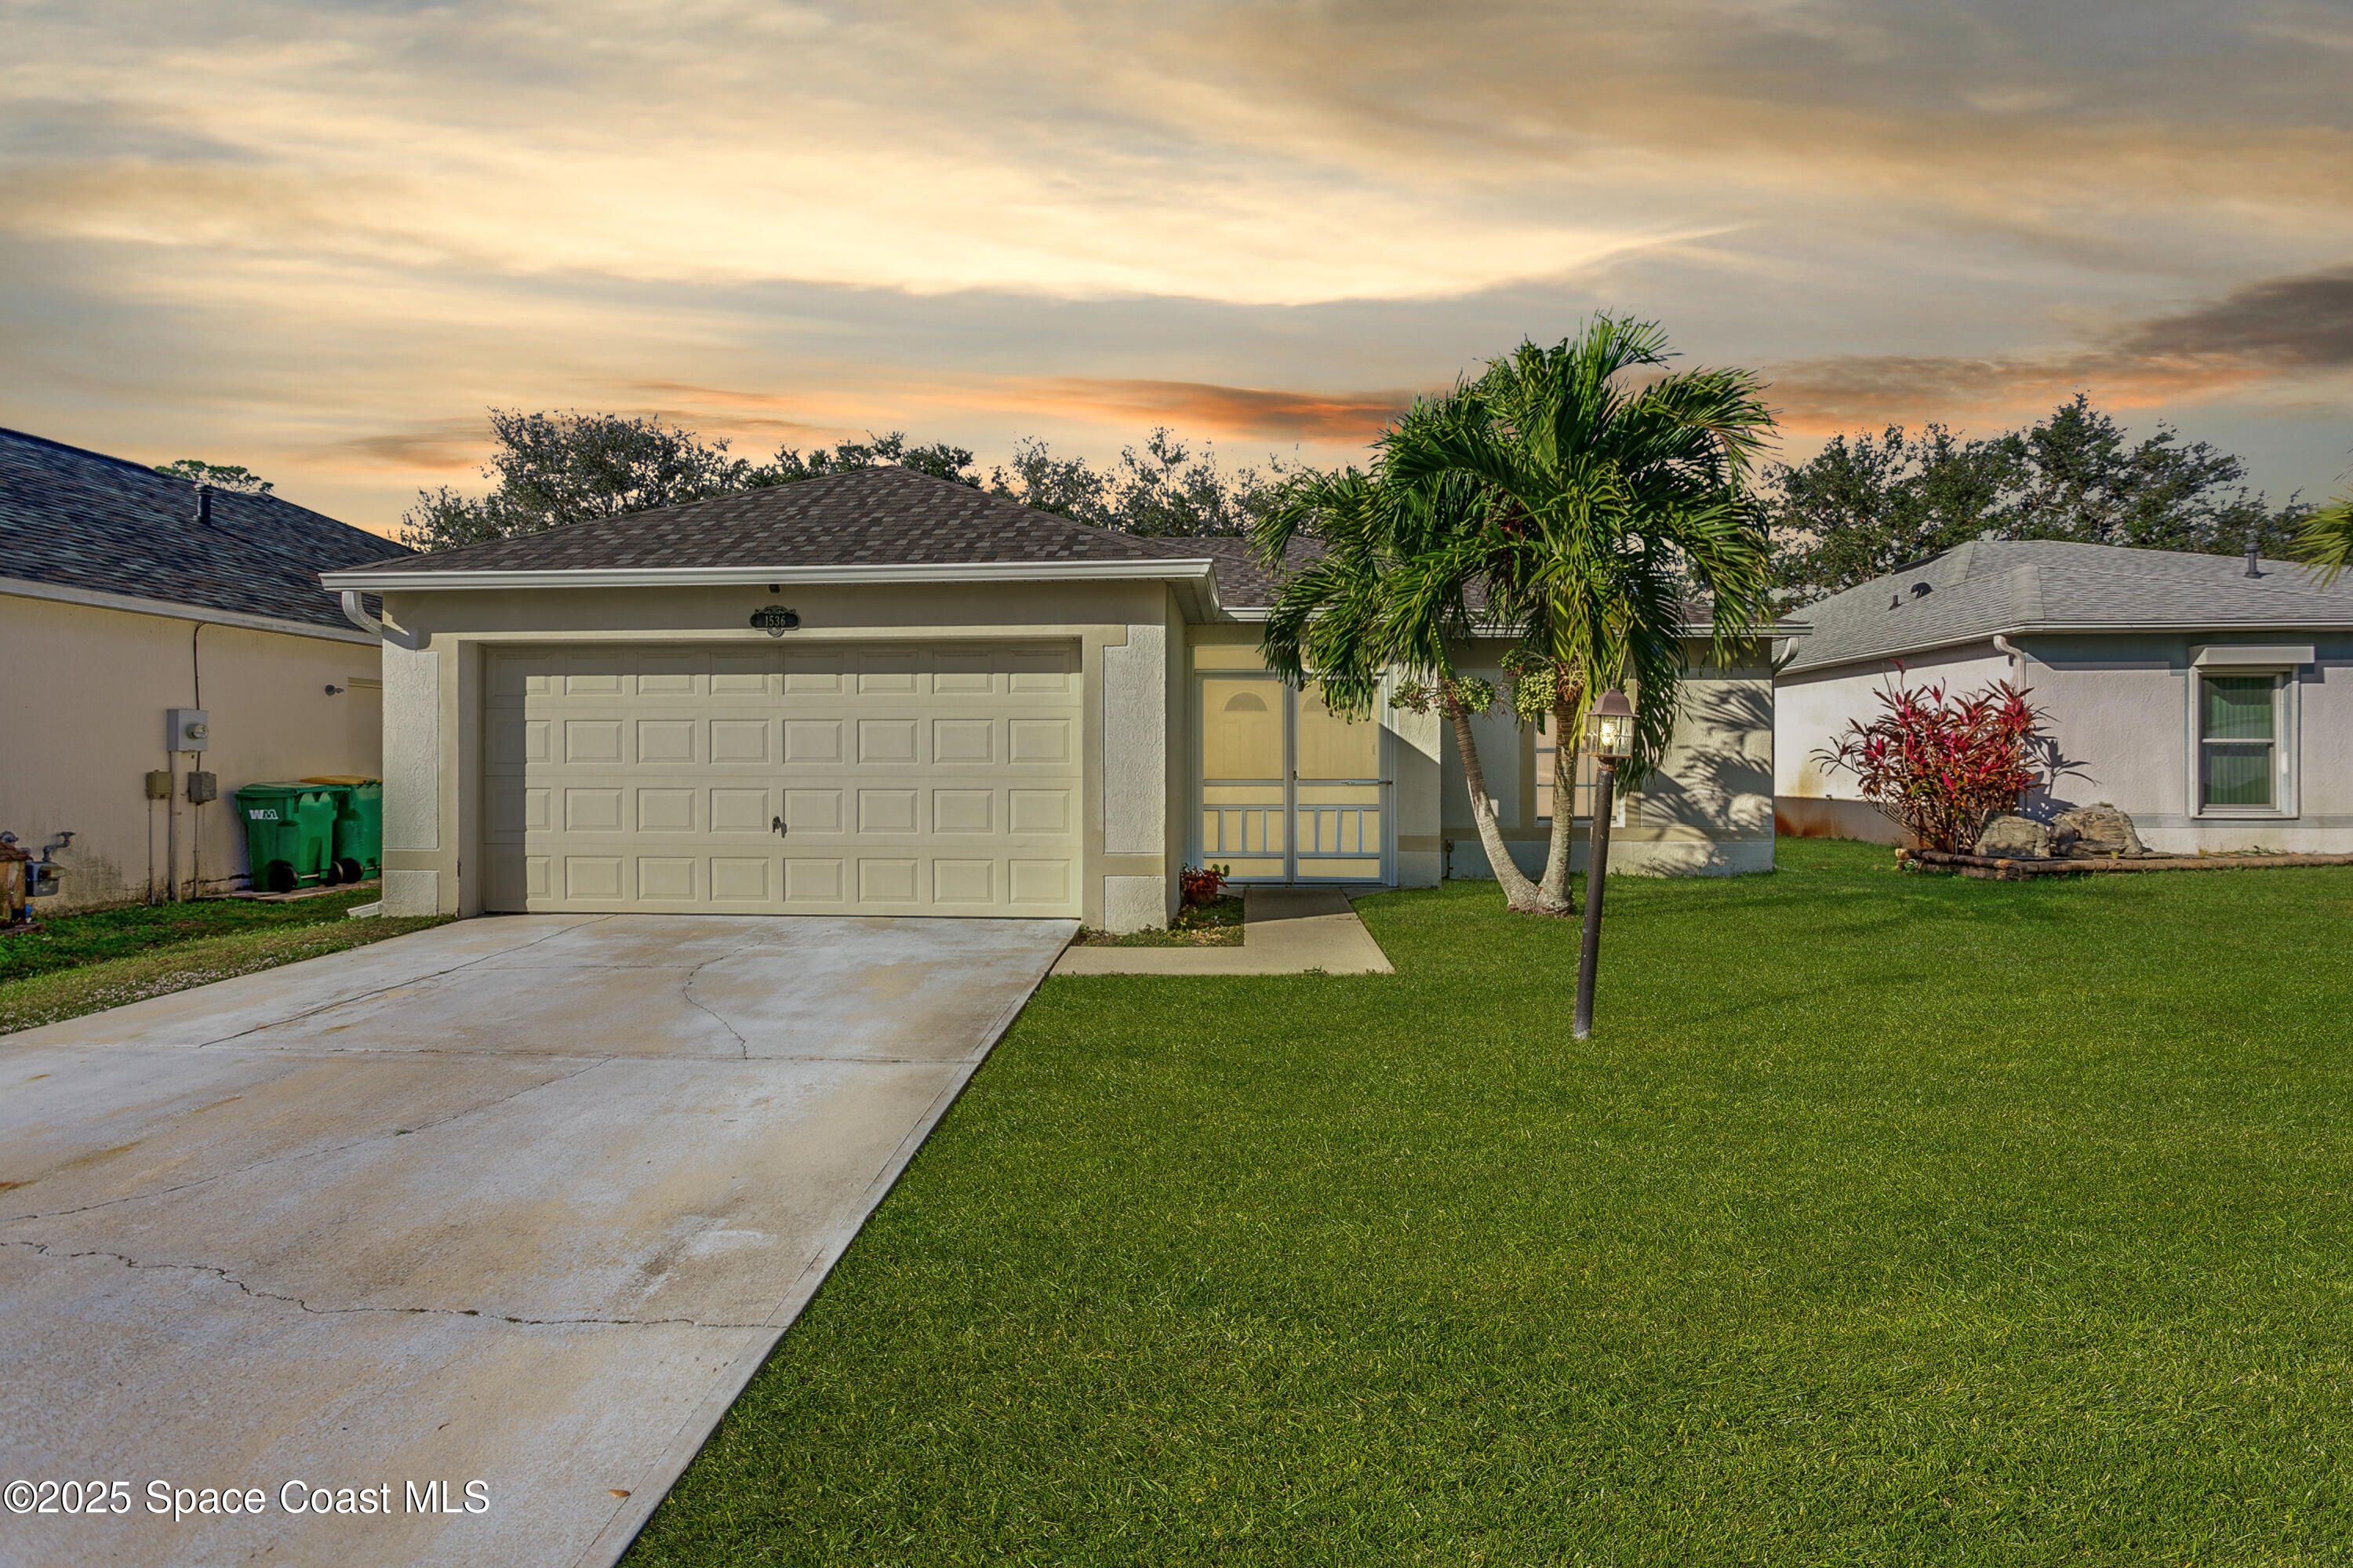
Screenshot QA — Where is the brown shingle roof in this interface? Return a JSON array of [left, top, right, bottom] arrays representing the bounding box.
[[347, 466, 1207, 575], [1, 425, 408, 629]]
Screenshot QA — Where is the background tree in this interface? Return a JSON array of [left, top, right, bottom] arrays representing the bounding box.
[[992, 427, 1300, 537], [155, 458, 272, 494], [401, 409, 1293, 551], [1768, 395, 2307, 596], [399, 412, 980, 550]]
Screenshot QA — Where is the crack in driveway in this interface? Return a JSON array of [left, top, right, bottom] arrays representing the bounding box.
[[2, 1056, 620, 1226], [3, 1239, 767, 1330]]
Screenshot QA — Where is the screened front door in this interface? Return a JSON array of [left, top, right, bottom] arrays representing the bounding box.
[[1197, 676, 1390, 883]]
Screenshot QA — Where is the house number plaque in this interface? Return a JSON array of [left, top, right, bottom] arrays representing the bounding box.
[[749, 605, 801, 636]]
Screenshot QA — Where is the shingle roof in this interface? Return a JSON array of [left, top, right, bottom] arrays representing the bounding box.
[[0, 426, 406, 631], [347, 465, 1209, 576], [1185, 533, 1324, 609], [1784, 538, 2353, 673]]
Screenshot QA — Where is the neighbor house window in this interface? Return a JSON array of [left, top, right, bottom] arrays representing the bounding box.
[[2198, 674, 2278, 809]]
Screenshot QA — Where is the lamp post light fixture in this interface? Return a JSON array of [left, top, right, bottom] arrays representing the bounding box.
[[1574, 686, 1636, 1040]]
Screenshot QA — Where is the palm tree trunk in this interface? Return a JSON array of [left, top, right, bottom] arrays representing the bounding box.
[[1445, 697, 1553, 913], [1539, 694, 1582, 910]]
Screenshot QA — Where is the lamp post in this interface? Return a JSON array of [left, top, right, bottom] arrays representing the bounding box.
[[1573, 687, 1635, 1040]]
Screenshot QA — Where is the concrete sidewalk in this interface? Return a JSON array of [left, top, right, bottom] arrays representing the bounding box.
[[1051, 886, 1394, 976]]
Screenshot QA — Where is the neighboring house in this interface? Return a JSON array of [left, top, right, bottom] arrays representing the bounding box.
[[1776, 538, 2353, 853], [0, 427, 408, 911], [322, 467, 1798, 930]]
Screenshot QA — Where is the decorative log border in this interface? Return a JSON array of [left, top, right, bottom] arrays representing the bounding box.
[[1897, 847, 2353, 881]]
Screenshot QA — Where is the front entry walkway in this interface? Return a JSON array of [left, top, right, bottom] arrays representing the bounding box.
[[0, 912, 1072, 1568], [1052, 886, 1395, 976]]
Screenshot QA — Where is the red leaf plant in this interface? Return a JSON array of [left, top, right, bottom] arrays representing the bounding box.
[[1817, 672, 2066, 853], [1178, 862, 1230, 909]]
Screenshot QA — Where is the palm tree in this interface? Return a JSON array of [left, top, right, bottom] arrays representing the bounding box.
[[1258, 317, 1778, 914], [1257, 464, 1567, 912], [2298, 493, 2353, 584]]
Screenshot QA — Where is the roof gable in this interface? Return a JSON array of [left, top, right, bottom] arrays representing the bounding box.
[[0, 426, 409, 631]]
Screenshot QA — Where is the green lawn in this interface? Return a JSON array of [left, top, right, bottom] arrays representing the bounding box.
[[628, 839, 2353, 1566], [0, 890, 446, 1034]]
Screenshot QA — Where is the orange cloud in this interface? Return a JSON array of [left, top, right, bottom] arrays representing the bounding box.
[[995, 378, 1418, 440]]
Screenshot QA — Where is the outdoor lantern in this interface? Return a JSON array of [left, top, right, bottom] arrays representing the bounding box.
[[1575, 686, 1637, 1040], [1589, 687, 1636, 761]]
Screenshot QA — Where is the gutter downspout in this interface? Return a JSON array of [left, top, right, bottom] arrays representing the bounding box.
[[340, 590, 385, 638], [1993, 634, 2026, 686]]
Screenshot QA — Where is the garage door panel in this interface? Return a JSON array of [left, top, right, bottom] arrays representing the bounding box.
[[565, 857, 625, 900], [783, 720, 842, 763], [856, 789, 919, 835], [711, 857, 771, 901], [710, 719, 770, 763], [933, 790, 993, 833], [856, 719, 918, 764], [636, 719, 696, 764], [784, 858, 845, 902], [711, 788, 773, 833], [486, 642, 1082, 916], [933, 719, 994, 763], [1008, 718, 1071, 765], [637, 857, 696, 900], [781, 788, 841, 832], [637, 789, 696, 832]]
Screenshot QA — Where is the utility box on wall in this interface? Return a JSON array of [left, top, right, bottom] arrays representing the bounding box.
[[166, 708, 210, 751]]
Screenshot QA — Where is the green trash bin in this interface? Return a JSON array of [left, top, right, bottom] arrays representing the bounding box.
[[235, 784, 342, 893], [303, 775, 381, 882]]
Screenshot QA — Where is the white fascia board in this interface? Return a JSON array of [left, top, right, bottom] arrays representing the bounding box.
[[1787, 617, 2353, 675], [319, 558, 1220, 593], [1, 574, 380, 647]]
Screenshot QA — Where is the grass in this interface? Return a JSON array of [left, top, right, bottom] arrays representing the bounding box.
[[0, 890, 447, 1033], [1074, 894, 1246, 947], [627, 838, 2353, 1566]]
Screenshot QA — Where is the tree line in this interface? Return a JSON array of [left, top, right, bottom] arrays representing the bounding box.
[[392, 411, 1298, 552], [380, 395, 2340, 600]]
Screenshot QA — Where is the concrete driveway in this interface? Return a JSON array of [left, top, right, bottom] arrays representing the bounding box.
[[0, 912, 1073, 1568]]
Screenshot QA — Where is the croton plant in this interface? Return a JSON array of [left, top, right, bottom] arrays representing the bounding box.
[[1819, 674, 2060, 853]]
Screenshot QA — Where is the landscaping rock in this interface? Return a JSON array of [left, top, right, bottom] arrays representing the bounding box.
[[1974, 814, 2053, 858], [2056, 802, 2148, 857]]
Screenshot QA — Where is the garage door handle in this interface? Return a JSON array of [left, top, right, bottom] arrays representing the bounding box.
[[771, 816, 787, 837]]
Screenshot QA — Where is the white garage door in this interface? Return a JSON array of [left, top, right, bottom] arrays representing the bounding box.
[[483, 642, 1082, 916]]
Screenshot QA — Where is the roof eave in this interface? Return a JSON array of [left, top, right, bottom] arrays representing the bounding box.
[[321, 558, 1219, 594], [1786, 616, 2353, 675]]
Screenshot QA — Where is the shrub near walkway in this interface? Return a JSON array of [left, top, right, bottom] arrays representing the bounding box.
[[630, 839, 2353, 1566]]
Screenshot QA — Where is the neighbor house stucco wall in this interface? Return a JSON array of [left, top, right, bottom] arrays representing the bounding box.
[[1775, 633, 2353, 853], [1773, 640, 2008, 846], [0, 589, 384, 911], [373, 577, 1177, 928]]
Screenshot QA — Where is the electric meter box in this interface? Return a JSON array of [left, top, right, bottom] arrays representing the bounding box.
[[167, 708, 210, 752]]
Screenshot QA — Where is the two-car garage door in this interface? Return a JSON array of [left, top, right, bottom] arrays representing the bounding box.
[[483, 642, 1082, 916]]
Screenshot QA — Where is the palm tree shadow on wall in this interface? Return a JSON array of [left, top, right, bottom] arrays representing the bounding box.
[[1627, 679, 1777, 848]]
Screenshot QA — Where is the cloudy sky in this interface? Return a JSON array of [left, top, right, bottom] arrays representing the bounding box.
[[5, 0, 2352, 537]]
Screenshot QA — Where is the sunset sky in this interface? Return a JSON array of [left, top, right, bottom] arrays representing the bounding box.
[[5, 0, 2352, 537]]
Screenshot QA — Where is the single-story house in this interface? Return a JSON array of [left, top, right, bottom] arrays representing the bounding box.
[[0, 427, 409, 911], [1776, 538, 2353, 853], [322, 467, 1800, 930]]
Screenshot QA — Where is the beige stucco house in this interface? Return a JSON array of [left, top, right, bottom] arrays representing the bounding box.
[[0, 427, 405, 912], [323, 467, 1792, 931]]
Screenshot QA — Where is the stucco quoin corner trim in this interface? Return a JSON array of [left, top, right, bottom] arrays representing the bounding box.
[[318, 559, 1220, 593]]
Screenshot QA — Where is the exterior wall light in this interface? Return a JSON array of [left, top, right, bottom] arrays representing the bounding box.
[[1575, 687, 1637, 1039]]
